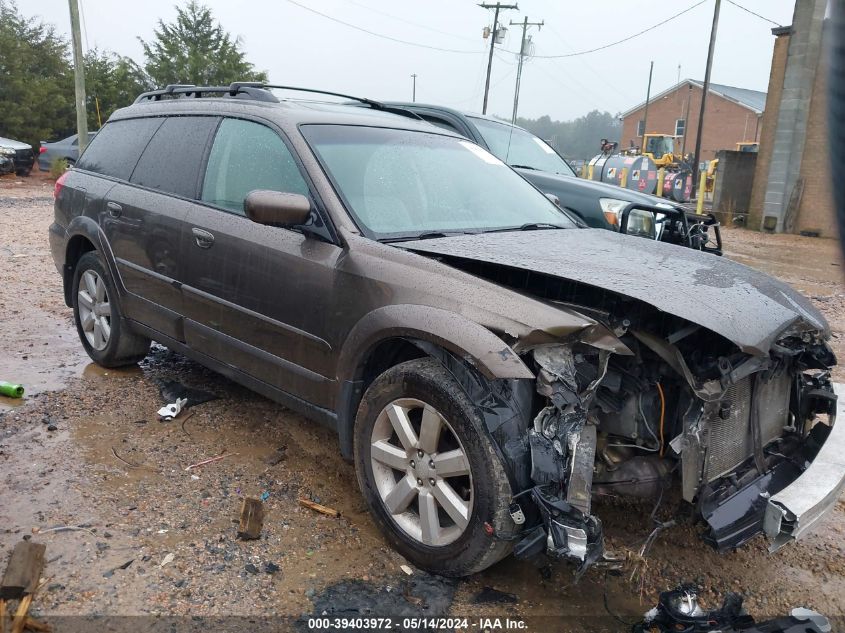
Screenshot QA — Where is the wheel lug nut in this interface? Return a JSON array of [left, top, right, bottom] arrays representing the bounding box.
[[417, 450, 424, 458], [429, 478, 435, 486], [409, 460, 415, 468], [428, 460, 435, 468], [416, 478, 423, 486]]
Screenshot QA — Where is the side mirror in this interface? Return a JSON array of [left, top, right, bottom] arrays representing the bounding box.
[[244, 190, 311, 227]]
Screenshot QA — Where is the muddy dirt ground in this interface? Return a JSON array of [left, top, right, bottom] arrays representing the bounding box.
[[1, 175, 844, 632]]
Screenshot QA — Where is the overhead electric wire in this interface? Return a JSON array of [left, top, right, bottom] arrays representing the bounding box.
[[529, 0, 708, 58], [725, 0, 782, 27], [282, 0, 485, 54], [340, 0, 479, 43]]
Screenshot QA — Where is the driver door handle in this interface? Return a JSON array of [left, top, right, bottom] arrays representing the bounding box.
[[192, 227, 215, 249], [106, 201, 122, 218]]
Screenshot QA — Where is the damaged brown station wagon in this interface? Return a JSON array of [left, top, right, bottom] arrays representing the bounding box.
[[49, 84, 845, 577]]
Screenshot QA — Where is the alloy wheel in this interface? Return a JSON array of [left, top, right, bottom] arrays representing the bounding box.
[[370, 398, 473, 546], [77, 269, 111, 350]]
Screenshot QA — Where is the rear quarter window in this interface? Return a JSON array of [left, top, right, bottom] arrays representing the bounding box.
[[76, 118, 163, 180], [130, 116, 219, 198]]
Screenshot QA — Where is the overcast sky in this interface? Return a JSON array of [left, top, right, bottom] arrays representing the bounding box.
[[23, 0, 797, 122]]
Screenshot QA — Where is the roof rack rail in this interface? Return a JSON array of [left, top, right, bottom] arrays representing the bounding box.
[[133, 82, 423, 120]]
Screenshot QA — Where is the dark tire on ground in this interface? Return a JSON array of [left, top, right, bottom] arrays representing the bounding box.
[[16, 168, 31, 177], [353, 358, 514, 577], [71, 251, 150, 367]]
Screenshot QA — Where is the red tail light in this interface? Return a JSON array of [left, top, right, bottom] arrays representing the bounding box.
[[54, 171, 69, 199], [39, 146, 47, 154]]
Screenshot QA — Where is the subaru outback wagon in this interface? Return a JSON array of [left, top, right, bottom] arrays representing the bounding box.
[[50, 83, 844, 577]]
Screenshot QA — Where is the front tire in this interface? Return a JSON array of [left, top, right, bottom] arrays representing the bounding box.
[[354, 358, 514, 577], [71, 251, 150, 367]]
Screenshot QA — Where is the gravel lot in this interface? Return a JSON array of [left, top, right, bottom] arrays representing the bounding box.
[[1, 174, 844, 631]]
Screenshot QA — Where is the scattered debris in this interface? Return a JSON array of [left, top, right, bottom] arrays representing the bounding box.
[[157, 397, 187, 421], [260, 491, 270, 502], [263, 562, 280, 574], [633, 585, 832, 633], [110, 446, 156, 471], [1, 541, 45, 600], [400, 565, 413, 576], [46, 424, 57, 432], [157, 379, 218, 408], [262, 445, 287, 467], [237, 497, 264, 540], [0, 540, 51, 633], [0, 380, 24, 398], [158, 553, 174, 568], [304, 574, 457, 623], [244, 564, 259, 575], [298, 497, 340, 518], [184, 450, 228, 471], [32, 525, 96, 537], [179, 411, 195, 437], [473, 586, 518, 604]]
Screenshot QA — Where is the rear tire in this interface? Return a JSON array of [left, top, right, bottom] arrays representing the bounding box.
[[71, 251, 150, 367], [354, 358, 514, 577]]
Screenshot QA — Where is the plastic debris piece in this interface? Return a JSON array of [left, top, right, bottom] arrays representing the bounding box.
[[157, 397, 187, 421], [184, 451, 228, 471], [400, 564, 413, 576], [260, 491, 270, 502], [159, 553, 174, 568]]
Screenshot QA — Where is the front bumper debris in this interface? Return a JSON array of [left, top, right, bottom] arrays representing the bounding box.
[[763, 382, 845, 550]]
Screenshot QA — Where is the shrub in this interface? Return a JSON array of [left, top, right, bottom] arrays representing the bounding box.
[[49, 156, 68, 178]]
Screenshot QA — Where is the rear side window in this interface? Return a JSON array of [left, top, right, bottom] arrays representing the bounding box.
[[201, 118, 309, 214], [76, 118, 162, 180], [130, 116, 219, 198]]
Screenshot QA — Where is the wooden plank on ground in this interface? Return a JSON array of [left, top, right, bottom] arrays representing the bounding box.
[[298, 497, 340, 518], [0, 542, 45, 601], [237, 498, 264, 540]]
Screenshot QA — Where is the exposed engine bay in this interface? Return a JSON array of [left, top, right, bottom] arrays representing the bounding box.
[[503, 319, 837, 572]]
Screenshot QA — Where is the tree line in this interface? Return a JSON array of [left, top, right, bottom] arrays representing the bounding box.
[[0, 0, 266, 149], [514, 110, 621, 162]]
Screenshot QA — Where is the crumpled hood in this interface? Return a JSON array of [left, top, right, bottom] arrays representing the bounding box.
[[402, 229, 829, 355]]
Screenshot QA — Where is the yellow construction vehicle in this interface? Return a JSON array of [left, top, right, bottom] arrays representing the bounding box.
[[735, 141, 759, 153], [642, 133, 681, 167]]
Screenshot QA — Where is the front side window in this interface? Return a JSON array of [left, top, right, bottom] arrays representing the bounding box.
[[201, 118, 309, 214], [469, 117, 575, 177], [675, 118, 685, 137], [303, 124, 575, 240]]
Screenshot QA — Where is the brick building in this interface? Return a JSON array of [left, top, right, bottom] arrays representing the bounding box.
[[748, 0, 834, 237], [619, 80, 766, 162]]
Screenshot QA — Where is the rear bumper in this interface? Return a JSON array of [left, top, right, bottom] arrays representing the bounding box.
[[763, 382, 845, 550]]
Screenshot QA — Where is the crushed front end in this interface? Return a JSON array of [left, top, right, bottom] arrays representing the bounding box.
[[499, 318, 840, 571]]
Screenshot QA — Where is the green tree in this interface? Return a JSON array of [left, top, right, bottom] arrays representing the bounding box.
[[0, 0, 74, 148], [514, 110, 621, 161], [85, 49, 153, 129], [139, 1, 267, 87]]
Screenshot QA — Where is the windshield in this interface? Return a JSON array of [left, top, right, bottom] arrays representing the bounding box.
[[468, 117, 575, 176], [645, 136, 674, 157], [302, 125, 576, 240]]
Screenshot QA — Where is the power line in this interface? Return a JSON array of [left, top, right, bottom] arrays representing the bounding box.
[[724, 0, 782, 27], [531, 0, 708, 58], [282, 0, 484, 54], [340, 0, 479, 43]]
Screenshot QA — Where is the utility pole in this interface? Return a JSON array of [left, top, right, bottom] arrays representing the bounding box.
[[479, 2, 518, 115], [510, 16, 543, 123], [68, 0, 89, 153], [692, 0, 721, 198], [640, 61, 654, 151], [411, 74, 417, 102]]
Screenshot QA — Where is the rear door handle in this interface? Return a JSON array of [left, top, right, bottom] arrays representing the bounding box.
[[106, 201, 122, 218], [192, 227, 215, 249]]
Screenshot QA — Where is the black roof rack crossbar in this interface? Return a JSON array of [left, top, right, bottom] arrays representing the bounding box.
[[132, 82, 423, 120]]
